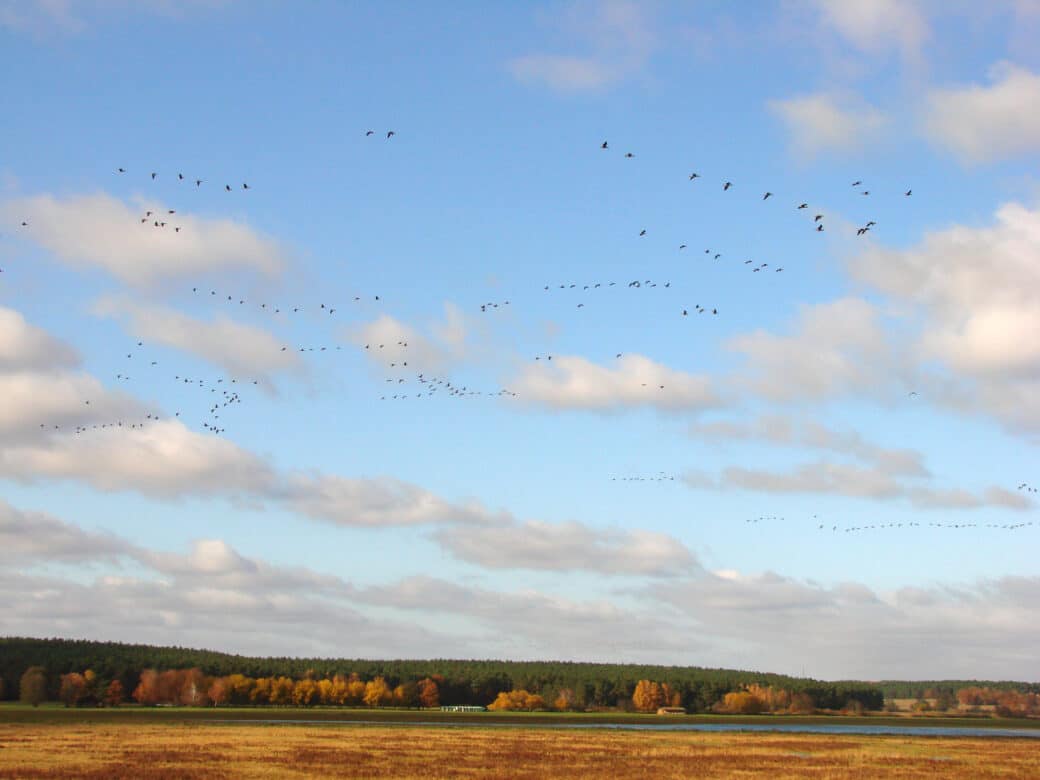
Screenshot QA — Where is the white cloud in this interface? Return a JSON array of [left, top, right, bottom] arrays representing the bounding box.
[[0, 499, 134, 565], [4, 192, 284, 286], [0, 307, 79, 373], [728, 298, 905, 403], [507, 0, 655, 92], [432, 520, 697, 576], [347, 304, 469, 376], [689, 415, 928, 477], [768, 92, 888, 157], [511, 353, 721, 412], [924, 63, 1040, 163], [849, 202, 1040, 432], [683, 461, 1032, 511], [93, 296, 302, 382], [810, 0, 928, 60], [648, 570, 1040, 679], [276, 473, 504, 528], [0, 421, 273, 498]]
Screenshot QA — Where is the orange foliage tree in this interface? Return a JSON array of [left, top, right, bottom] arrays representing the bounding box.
[[363, 677, 392, 707], [632, 680, 665, 712], [418, 677, 440, 708], [133, 669, 160, 706], [487, 690, 546, 711], [59, 673, 89, 707]]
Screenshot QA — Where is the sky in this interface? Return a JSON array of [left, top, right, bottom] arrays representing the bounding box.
[[1, 0, 1039, 681]]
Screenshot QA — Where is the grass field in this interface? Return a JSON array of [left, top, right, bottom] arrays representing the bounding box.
[[0, 707, 1039, 778], [2, 721, 1039, 778]]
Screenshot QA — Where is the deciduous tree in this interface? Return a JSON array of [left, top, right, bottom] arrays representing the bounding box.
[[19, 666, 47, 707]]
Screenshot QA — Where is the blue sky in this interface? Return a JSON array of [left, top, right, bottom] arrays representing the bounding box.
[[1, 0, 1039, 680]]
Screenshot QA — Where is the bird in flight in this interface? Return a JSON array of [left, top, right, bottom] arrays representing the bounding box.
[[117, 168, 126, 173], [225, 184, 232, 191], [797, 203, 807, 209], [196, 179, 203, 187], [243, 183, 250, 189], [624, 152, 634, 158], [366, 130, 374, 136], [814, 214, 823, 222], [763, 192, 772, 200], [817, 224, 824, 232], [723, 181, 732, 191], [689, 172, 699, 180], [601, 141, 608, 149], [851, 180, 862, 186], [639, 229, 646, 236], [151, 172, 157, 180], [905, 189, 912, 196], [387, 131, 395, 138]]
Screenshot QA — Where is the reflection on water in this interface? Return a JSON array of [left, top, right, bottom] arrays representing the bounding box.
[[210, 719, 1040, 738]]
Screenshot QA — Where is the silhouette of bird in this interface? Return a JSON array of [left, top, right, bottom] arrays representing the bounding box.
[[797, 203, 807, 209], [117, 168, 126, 173], [178, 173, 184, 180], [679, 244, 686, 250], [624, 152, 634, 158], [601, 141, 608, 149], [242, 183, 250, 190], [151, 172, 157, 180], [639, 229, 646, 236], [763, 192, 772, 200], [387, 131, 395, 138], [196, 179, 203, 187], [851, 180, 862, 186], [225, 184, 232, 192], [816, 224, 824, 232], [366, 130, 374, 136], [905, 189, 912, 196], [814, 214, 823, 222], [723, 181, 732, 191], [689, 172, 699, 180]]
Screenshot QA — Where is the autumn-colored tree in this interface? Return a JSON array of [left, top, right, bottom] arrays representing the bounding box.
[[329, 675, 350, 705], [746, 684, 790, 713], [346, 679, 367, 706], [104, 679, 124, 707], [788, 692, 815, 714], [251, 677, 273, 705], [208, 678, 230, 706], [660, 683, 682, 709], [59, 673, 88, 707], [270, 677, 295, 705], [225, 674, 254, 705], [393, 682, 418, 708], [19, 666, 47, 707], [180, 668, 208, 706], [293, 678, 319, 706], [487, 690, 546, 711], [133, 669, 160, 706], [317, 678, 334, 705], [554, 688, 577, 711], [632, 680, 665, 712], [715, 691, 763, 714], [417, 678, 439, 709], [363, 676, 392, 707]]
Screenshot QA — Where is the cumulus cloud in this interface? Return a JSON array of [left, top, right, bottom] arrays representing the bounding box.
[[768, 92, 888, 157], [0, 307, 79, 373], [0, 499, 135, 565], [728, 298, 906, 403], [507, 0, 655, 92], [849, 201, 1040, 433], [689, 415, 928, 477], [809, 0, 928, 60], [3, 192, 284, 285], [276, 473, 504, 528], [683, 461, 1032, 511], [512, 353, 721, 412], [93, 296, 302, 382], [432, 520, 698, 576], [648, 570, 1040, 679], [347, 304, 469, 376], [924, 63, 1040, 163]]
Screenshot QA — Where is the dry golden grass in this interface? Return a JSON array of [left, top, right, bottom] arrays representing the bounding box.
[[0, 723, 1038, 778]]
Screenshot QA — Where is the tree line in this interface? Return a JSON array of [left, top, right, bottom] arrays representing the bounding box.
[[2, 637, 887, 711]]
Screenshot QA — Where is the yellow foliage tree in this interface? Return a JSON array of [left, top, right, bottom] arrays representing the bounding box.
[[363, 677, 392, 707], [632, 680, 665, 712], [293, 678, 319, 706], [317, 678, 334, 705]]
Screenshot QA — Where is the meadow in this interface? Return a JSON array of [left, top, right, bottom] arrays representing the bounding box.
[[1, 707, 1038, 779]]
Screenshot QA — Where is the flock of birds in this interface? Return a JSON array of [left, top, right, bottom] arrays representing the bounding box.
[[7, 133, 1034, 536]]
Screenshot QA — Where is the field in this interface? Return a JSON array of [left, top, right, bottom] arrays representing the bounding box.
[[1, 708, 1038, 778]]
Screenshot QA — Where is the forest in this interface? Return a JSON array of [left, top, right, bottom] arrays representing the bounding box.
[[0, 637, 892, 711]]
